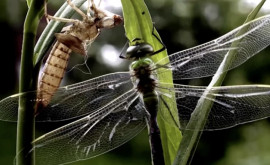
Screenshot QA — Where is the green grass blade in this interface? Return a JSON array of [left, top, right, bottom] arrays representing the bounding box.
[[173, 1, 266, 165], [121, 1, 182, 165]]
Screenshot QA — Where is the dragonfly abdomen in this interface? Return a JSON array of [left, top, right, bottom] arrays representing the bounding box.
[[143, 92, 165, 165], [37, 41, 72, 111], [132, 59, 165, 165]]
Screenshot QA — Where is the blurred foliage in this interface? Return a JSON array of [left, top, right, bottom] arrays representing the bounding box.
[[1, 0, 270, 165]]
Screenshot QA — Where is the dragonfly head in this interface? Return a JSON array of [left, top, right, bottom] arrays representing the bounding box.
[[120, 39, 154, 60], [95, 14, 123, 29]]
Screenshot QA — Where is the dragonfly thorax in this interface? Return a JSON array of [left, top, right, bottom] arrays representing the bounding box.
[[130, 58, 156, 94], [68, 21, 99, 42]]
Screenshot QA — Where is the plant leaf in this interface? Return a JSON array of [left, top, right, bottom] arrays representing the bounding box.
[[121, 0, 182, 165]]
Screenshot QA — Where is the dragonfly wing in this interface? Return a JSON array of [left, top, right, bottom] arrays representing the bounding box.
[[0, 92, 32, 122], [0, 72, 132, 122], [176, 84, 270, 130], [158, 83, 270, 130], [29, 89, 146, 165], [157, 15, 270, 79]]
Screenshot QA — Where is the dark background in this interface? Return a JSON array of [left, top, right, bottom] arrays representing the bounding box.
[[1, 0, 270, 165]]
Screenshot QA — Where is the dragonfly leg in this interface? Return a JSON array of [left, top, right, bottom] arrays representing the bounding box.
[[153, 63, 171, 71], [66, 0, 87, 20], [44, 0, 50, 23], [90, 0, 98, 16], [150, 25, 166, 56], [119, 41, 130, 59], [84, 30, 100, 48], [90, 0, 107, 19], [87, 0, 91, 16], [44, 0, 78, 23]]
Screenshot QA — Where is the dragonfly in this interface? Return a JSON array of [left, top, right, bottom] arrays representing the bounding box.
[[1, 14, 270, 165], [36, 0, 122, 113]]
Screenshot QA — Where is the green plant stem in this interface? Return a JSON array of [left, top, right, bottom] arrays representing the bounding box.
[[17, 0, 44, 165], [16, 1, 86, 164], [173, 0, 266, 165]]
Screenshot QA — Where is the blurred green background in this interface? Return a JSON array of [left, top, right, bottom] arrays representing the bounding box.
[[1, 0, 270, 165]]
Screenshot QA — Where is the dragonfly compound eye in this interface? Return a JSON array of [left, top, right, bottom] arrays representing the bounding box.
[[126, 43, 154, 59], [139, 43, 154, 53]]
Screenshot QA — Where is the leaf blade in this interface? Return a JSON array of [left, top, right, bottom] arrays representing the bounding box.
[[121, 1, 182, 165]]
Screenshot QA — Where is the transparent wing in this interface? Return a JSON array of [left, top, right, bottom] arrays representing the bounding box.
[[0, 72, 132, 122], [172, 84, 270, 130], [156, 15, 270, 79], [27, 89, 146, 165]]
